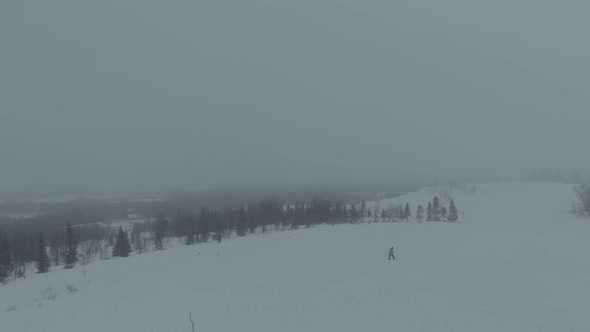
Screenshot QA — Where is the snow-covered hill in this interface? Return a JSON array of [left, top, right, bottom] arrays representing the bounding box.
[[1, 182, 589, 332]]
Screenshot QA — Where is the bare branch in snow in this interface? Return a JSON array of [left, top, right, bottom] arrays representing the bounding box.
[[190, 312, 196, 332]]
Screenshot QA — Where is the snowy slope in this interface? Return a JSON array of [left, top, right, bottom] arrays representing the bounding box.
[[1, 182, 589, 332]]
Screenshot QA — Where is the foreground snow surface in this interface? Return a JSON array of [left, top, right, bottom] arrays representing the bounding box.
[[1, 182, 589, 332]]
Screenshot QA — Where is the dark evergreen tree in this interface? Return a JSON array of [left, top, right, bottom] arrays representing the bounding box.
[[360, 200, 367, 220], [63, 222, 78, 269], [404, 203, 411, 221], [225, 207, 236, 238], [154, 214, 167, 250], [349, 204, 359, 223], [112, 227, 132, 258], [184, 213, 197, 245], [131, 223, 146, 253], [380, 209, 388, 222], [416, 205, 425, 223], [303, 204, 312, 228], [185, 232, 196, 245], [432, 196, 441, 221], [0, 236, 13, 283], [36, 233, 50, 274], [427, 202, 433, 221], [441, 206, 448, 220], [247, 204, 259, 232], [154, 230, 164, 251], [292, 202, 304, 229], [448, 199, 459, 222], [398, 207, 405, 221], [236, 204, 247, 237], [198, 208, 211, 242], [49, 231, 61, 267]]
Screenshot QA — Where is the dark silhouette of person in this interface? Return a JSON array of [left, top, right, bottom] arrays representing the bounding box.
[[388, 246, 395, 260]]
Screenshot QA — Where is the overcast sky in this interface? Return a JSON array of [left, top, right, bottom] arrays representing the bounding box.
[[1, 0, 589, 194]]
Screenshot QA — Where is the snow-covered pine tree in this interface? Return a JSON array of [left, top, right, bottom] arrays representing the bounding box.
[[131, 223, 146, 253], [397, 207, 404, 221], [360, 200, 367, 220], [63, 222, 78, 269], [36, 233, 50, 273], [185, 232, 196, 245], [432, 196, 441, 221], [349, 204, 359, 223], [448, 199, 459, 222], [112, 227, 132, 257], [154, 230, 164, 251], [416, 205, 425, 223], [0, 236, 13, 282], [198, 211, 211, 243], [381, 209, 388, 222], [404, 203, 411, 221], [236, 204, 247, 237], [426, 202, 433, 221], [154, 215, 167, 250]]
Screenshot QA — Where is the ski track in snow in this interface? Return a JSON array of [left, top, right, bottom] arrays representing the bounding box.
[[1, 182, 589, 332]]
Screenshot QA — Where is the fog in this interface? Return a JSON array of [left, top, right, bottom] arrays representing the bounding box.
[[1, 0, 589, 194]]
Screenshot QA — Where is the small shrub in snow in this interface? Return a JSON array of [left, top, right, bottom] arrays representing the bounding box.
[[67, 284, 78, 293], [42, 285, 58, 301], [5, 305, 17, 312]]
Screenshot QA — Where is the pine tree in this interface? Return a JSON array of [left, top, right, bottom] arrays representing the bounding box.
[[49, 231, 61, 267], [404, 203, 411, 221], [360, 200, 367, 220], [185, 214, 196, 245], [448, 199, 459, 222], [185, 232, 196, 245], [198, 210, 211, 243], [154, 215, 167, 250], [398, 207, 404, 221], [36, 233, 50, 274], [112, 227, 132, 258], [380, 209, 388, 222], [432, 196, 441, 221], [441, 206, 448, 221], [63, 222, 78, 269], [416, 205, 425, 223], [131, 223, 146, 254], [0, 236, 13, 283], [154, 230, 164, 251], [349, 204, 358, 223], [236, 204, 247, 237], [426, 202, 433, 221]]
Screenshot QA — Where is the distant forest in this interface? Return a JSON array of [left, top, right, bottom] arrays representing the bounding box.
[[1, 187, 455, 285]]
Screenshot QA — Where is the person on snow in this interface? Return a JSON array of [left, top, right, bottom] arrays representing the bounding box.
[[388, 246, 395, 260]]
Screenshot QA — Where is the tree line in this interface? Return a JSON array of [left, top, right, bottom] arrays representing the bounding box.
[[1, 195, 459, 285]]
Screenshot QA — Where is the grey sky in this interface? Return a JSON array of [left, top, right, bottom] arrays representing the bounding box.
[[1, 0, 589, 193]]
